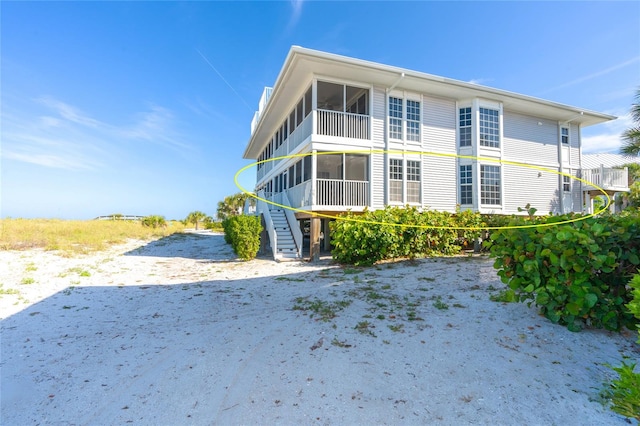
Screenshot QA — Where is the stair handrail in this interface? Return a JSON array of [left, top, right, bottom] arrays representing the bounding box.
[[282, 192, 303, 258], [256, 190, 278, 260]]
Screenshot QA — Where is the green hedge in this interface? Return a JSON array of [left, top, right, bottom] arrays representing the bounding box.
[[221, 215, 262, 260], [485, 210, 640, 331], [330, 206, 484, 266]]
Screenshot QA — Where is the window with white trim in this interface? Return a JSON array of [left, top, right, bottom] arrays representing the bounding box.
[[459, 107, 472, 147], [406, 160, 421, 203], [406, 100, 420, 142], [479, 107, 500, 148], [561, 127, 569, 145], [389, 97, 403, 140], [480, 165, 501, 205], [563, 175, 571, 192], [459, 165, 473, 205], [389, 159, 403, 202]]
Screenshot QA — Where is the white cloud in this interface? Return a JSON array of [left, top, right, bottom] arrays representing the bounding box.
[[582, 112, 632, 154], [289, 0, 304, 29], [2, 97, 194, 171], [544, 56, 640, 93]]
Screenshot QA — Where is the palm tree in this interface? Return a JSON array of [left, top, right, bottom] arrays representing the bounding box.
[[216, 192, 252, 220], [621, 89, 640, 157], [185, 211, 207, 230]]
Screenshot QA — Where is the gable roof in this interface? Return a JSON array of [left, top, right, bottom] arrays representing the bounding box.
[[244, 46, 616, 159]]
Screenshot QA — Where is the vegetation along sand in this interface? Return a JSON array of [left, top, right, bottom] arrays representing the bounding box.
[[1, 229, 638, 424]]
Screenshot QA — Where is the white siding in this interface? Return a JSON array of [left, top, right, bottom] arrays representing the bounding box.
[[502, 163, 560, 214], [371, 87, 386, 208], [371, 152, 385, 208], [423, 155, 457, 212], [503, 112, 558, 167], [570, 125, 581, 166], [423, 96, 456, 152], [372, 87, 386, 148]]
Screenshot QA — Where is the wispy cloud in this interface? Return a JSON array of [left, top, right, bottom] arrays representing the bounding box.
[[582, 111, 631, 154], [2, 97, 194, 171], [288, 0, 304, 30], [543, 56, 640, 93]]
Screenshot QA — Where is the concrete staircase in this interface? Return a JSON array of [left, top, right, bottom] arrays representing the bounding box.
[[270, 209, 299, 260]]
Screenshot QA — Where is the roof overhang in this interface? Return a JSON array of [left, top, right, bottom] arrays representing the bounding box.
[[243, 46, 617, 159]]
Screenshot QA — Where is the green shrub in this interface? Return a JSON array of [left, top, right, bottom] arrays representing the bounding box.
[[628, 274, 640, 343], [221, 215, 262, 260], [604, 360, 640, 421], [330, 206, 483, 266], [141, 215, 167, 229], [485, 210, 640, 332]]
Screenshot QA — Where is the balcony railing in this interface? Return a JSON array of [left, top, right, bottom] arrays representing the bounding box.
[[316, 179, 369, 206], [316, 110, 370, 140], [262, 179, 369, 210], [582, 167, 629, 191]]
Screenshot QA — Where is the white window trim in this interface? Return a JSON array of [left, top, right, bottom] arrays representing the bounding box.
[[388, 91, 422, 145]]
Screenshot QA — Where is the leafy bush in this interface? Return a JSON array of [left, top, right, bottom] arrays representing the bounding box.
[[485, 210, 640, 331], [141, 215, 167, 229], [330, 206, 483, 266], [604, 360, 640, 421], [628, 274, 640, 343], [222, 215, 262, 260]]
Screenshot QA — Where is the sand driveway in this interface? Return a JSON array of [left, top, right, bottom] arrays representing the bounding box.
[[1, 231, 637, 424]]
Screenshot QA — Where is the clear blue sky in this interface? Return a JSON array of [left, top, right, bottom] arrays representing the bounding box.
[[2, 1, 639, 220]]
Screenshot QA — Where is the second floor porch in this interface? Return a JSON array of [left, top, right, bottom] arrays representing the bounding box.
[[581, 166, 630, 193]]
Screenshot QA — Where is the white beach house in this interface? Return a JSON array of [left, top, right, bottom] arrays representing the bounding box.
[[243, 46, 623, 260]]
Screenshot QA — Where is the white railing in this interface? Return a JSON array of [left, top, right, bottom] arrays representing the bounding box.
[[286, 181, 313, 208], [317, 110, 370, 140], [316, 179, 369, 206], [256, 190, 277, 260], [282, 192, 303, 258], [582, 167, 629, 190], [290, 114, 312, 152]]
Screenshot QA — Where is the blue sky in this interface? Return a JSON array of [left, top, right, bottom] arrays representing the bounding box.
[[2, 1, 639, 220]]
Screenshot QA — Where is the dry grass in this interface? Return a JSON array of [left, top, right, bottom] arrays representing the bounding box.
[[0, 219, 185, 255]]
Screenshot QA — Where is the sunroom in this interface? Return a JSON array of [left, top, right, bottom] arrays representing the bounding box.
[[256, 151, 370, 212]]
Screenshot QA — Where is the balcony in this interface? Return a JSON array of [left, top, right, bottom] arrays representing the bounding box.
[[316, 179, 369, 207], [581, 167, 629, 192], [316, 110, 370, 140], [262, 179, 369, 211]]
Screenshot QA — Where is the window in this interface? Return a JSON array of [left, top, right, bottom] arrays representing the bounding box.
[[345, 154, 368, 181], [303, 155, 311, 182], [406, 100, 420, 142], [289, 166, 295, 188], [480, 165, 501, 205], [317, 154, 343, 180], [295, 160, 302, 185], [304, 86, 312, 118], [479, 107, 500, 148], [459, 165, 473, 205], [406, 160, 421, 203], [389, 159, 403, 203], [561, 127, 569, 145], [459, 107, 472, 147], [563, 175, 571, 192], [389, 97, 421, 142], [346, 87, 369, 115], [389, 97, 403, 139]]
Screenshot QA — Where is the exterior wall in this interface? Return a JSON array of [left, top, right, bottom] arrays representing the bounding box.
[[503, 112, 558, 167], [371, 87, 386, 209], [502, 162, 560, 214], [423, 155, 458, 211], [422, 96, 456, 153], [250, 74, 593, 216]]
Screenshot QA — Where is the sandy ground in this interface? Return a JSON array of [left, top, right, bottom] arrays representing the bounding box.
[[1, 231, 638, 425]]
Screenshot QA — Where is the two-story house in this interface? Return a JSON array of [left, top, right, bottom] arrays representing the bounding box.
[[243, 46, 621, 260]]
